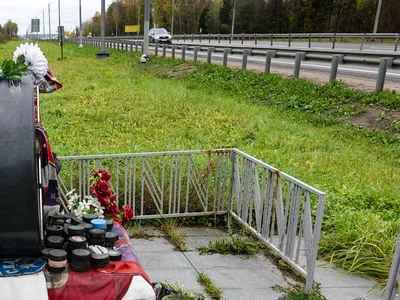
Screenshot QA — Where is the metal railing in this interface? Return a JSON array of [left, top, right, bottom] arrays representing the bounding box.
[[57, 148, 326, 293], [384, 237, 400, 299]]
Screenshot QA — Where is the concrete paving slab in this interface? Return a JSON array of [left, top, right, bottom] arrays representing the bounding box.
[[222, 288, 283, 300], [146, 268, 204, 292], [137, 251, 194, 270], [131, 237, 175, 252], [320, 287, 383, 300], [183, 227, 230, 237]]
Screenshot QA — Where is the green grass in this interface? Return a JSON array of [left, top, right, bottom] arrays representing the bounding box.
[[197, 272, 223, 300], [1, 41, 400, 283], [272, 283, 327, 300], [160, 219, 188, 251], [199, 234, 260, 255], [128, 222, 154, 239]]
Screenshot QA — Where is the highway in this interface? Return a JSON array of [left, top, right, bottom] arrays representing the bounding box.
[[173, 39, 398, 53]]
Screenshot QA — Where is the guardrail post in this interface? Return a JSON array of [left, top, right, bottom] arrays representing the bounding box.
[[223, 48, 229, 67], [135, 41, 139, 52], [270, 33, 274, 46], [265, 50, 275, 73], [230, 33, 232, 44], [241, 33, 244, 45], [288, 33, 291, 47], [293, 52, 306, 78], [171, 45, 176, 59], [395, 33, 399, 52], [181, 45, 187, 60], [308, 33, 312, 48], [141, 42, 144, 53], [255, 33, 257, 45], [207, 47, 214, 63], [242, 49, 250, 69], [191, 33, 193, 42], [200, 33, 202, 43], [162, 44, 167, 57], [130, 43, 133, 51], [208, 33, 211, 43], [332, 32, 337, 49], [193, 46, 199, 62], [376, 58, 389, 92], [177, 34, 179, 42], [184, 33, 186, 42], [360, 33, 366, 51], [154, 43, 158, 56], [329, 54, 343, 82], [218, 33, 221, 44]]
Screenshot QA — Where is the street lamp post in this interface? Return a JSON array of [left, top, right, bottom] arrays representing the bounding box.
[[231, 0, 236, 35], [373, 0, 383, 34], [96, 0, 110, 58], [79, 0, 83, 47], [143, 0, 150, 55], [171, 0, 174, 36], [48, 3, 51, 40]]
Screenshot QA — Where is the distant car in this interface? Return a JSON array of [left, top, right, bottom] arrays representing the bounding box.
[[149, 28, 172, 44]]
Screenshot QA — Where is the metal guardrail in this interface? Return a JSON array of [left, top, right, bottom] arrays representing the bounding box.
[[57, 149, 326, 293], [85, 32, 400, 52], [69, 38, 397, 92]]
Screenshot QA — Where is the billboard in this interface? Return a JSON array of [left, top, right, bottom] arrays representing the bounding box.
[[31, 19, 40, 33], [125, 25, 140, 33]]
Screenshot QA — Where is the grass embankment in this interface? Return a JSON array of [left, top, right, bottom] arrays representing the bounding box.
[[1, 41, 399, 284]]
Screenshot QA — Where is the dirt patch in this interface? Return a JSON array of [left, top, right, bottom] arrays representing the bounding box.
[[349, 104, 400, 132], [167, 65, 197, 78]]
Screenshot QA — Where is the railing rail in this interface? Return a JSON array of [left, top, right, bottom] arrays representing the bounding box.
[[58, 148, 326, 294]]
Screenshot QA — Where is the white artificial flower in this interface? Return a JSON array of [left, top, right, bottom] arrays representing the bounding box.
[[13, 43, 48, 77]]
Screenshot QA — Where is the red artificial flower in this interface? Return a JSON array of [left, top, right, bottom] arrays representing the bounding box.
[[91, 180, 112, 203], [93, 169, 111, 182], [105, 200, 120, 217], [122, 204, 134, 225]]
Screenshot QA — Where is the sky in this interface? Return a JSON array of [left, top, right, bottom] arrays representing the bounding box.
[[0, 0, 114, 35]]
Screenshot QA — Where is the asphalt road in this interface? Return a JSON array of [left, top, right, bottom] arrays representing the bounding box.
[[173, 39, 398, 53]]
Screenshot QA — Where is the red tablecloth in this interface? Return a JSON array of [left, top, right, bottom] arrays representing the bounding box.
[[45, 223, 151, 300]]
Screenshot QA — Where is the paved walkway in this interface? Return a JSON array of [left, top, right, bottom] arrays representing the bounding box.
[[130, 226, 384, 300]]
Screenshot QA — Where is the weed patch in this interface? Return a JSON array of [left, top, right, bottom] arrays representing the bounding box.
[[197, 272, 223, 300], [199, 234, 260, 255], [160, 219, 188, 252], [272, 283, 327, 300]]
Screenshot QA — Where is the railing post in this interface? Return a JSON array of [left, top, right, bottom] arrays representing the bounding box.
[[182, 45, 186, 60], [288, 33, 291, 47], [395, 33, 399, 52], [141, 42, 144, 53], [270, 33, 273, 46], [332, 32, 337, 49], [255, 33, 257, 45], [360, 33, 365, 51], [207, 47, 214, 63], [135, 42, 139, 52], [154, 43, 158, 56], [208, 33, 211, 43], [193, 46, 199, 62], [376, 57, 389, 92], [223, 48, 229, 67], [265, 50, 275, 73], [177, 34, 179, 42], [199, 33, 202, 43], [241, 33, 244, 45], [242, 49, 250, 69], [329, 55, 343, 82], [229, 33, 232, 44], [184, 33, 186, 42], [218, 33, 221, 44], [308, 33, 312, 48], [162, 44, 167, 57], [191, 33, 193, 42], [171, 45, 176, 59], [130, 43, 133, 51], [293, 52, 305, 78], [384, 237, 400, 300]]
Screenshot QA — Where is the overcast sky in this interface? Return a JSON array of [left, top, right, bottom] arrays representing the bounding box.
[[0, 0, 114, 35]]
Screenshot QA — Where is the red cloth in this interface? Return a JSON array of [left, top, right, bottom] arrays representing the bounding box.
[[47, 261, 150, 300]]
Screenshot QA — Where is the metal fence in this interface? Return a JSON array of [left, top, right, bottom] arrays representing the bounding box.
[[57, 148, 326, 293], [384, 237, 400, 299]]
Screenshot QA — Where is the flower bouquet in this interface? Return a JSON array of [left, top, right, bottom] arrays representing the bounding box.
[[67, 169, 134, 226]]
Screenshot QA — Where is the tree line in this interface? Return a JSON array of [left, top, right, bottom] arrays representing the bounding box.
[[0, 20, 18, 44], [78, 0, 399, 37]]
